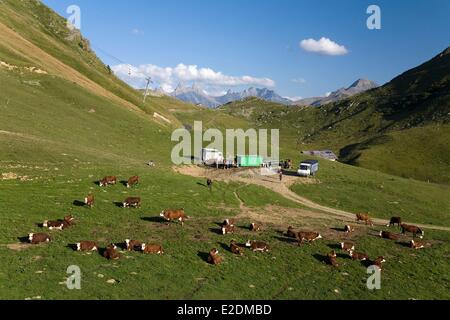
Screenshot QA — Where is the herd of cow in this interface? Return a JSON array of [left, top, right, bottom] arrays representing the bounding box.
[[25, 176, 428, 270]]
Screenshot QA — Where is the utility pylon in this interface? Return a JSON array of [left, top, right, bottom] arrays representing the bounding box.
[[143, 77, 153, 103]]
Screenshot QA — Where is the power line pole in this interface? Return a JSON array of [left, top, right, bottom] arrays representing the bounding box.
[[143, 77, 153, 103]]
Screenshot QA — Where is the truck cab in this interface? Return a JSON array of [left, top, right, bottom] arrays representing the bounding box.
[[298, 160, 319, 177]]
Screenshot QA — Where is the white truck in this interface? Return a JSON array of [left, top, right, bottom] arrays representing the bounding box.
[[201, 148, 224, 165], [298, 160, 319, 177]]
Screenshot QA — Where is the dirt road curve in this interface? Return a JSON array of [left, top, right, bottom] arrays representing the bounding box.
[[174, 165, 450, 232]]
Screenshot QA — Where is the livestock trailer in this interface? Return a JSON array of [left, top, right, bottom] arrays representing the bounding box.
[[298, 160, 319, 177], [201, 148, 224, 165], [237, 155, 264, 167]]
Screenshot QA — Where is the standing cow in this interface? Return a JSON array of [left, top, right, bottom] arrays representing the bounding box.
[[160, 209, 188, 226], [126, 176, 139, 188], [99, 176, 117, 187], [84, 194, 94, 208]]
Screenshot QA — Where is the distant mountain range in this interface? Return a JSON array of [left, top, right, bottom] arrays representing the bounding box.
[[292, 79, 379, 106], [162, 79, 379, 108]]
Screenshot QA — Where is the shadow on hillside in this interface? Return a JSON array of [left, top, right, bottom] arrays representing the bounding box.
[[312, 253, 328, 264], [331, 227, 346, 232], [197, 182, 207, 188], [209, 228, 223, 235], [67, 244, 78, 251], [73, 200, 86, 207], [120, 180, 128, 187], [274, 236, 297, 244], [327, 243, 342, 250], [17, 236, 30, 244], [113, 202, 124, 208], [141, 217, 167, 223], [197, 251, 210, 263], [218, 242, 232, 253], [397, 241, 412, 248]]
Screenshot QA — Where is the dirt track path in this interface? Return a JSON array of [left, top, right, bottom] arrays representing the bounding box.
[[174, 166, 450, 232]]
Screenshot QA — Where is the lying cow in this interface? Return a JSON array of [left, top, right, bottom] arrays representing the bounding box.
[[123, 197, 141, 208], [326, 250, 339, 267], [250, 223, 262, 232], [349, 250, 369, 261], [344, 225, 354, 234], [84, 194, 95, 208], [222, 224, 235, 235], [245, 240, 270, 252], [222, 219, 235, 227], [230, 240, 244, 256], [76, 241, 98, 252], [160, 209, 188, 226], [356, 213, 373, 226], [401, 224, 424, 239], [99, 176, 117, 187], [286, 226, 297, 238], [207, 248, 222, 265], [371, 256, 386, 271], [126, 176, 139, 188], [340, 242, 355, 252], [43, 215, 75, 231], [380, 231, 400, 241], [125, 239, 142, 251], [410, 240, 426, 250], [297, 231, 322, 245], [387, 217, 402, 228], [103, 244, 120, 260], [29, 233, 51, 245], [141, 243, 164, 255]]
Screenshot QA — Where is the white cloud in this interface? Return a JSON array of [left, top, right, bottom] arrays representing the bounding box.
[[300, 37, 348, 56], [292, 78, 306, 85], [131, 28, 144, 35], [112, 63, 276, 91]]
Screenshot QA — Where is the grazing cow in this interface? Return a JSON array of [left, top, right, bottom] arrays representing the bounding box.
[[344, 225, 354, 234], [371, 256, 386, 271], [207, 248, 222, 265], [356, 213, 373, 226], [297, 231, 322, 245], [287, 226, 297, 238], [84, 194, 94, 208], [410, 240, 425, 250], [349, 250, 369, 261], [29, 233, 51, 245], [250, 223, 262, 232], [222, 224, 235, 235], [103, 244, 120, 260], [160, 209, 188, 226], [245, 240, 270, 252], [123, 197, 141, 208], [326, 250, 339, 267], [207, 179, 213, 191], [125, 239, 142, 251], [126, 176, 139, 188], [141, 243, 164, 255], [99, 176, 117, 187], [76, 241, 98, 252], [222, 219, 235, 227], [230, 240, 244, 256], [387, 217, 402, 228], [380, 231, 400, 241], [340, 242, 355, 252], [401, 224, 424, 239]]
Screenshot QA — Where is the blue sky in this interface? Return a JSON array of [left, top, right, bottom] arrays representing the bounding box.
[[43, 0, 450, 99]]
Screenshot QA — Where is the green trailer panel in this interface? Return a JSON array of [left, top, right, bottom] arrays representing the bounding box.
[[237, 155, 264, 167]]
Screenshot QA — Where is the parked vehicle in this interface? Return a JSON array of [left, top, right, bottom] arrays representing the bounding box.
[[202, 148, 224, 165], [298, 160, 319, 177]]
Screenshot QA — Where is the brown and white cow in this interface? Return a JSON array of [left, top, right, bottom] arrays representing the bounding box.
[[371, 256, 386, 271], [245, 240, 270, 252], [126, 176, 139, 188], [123, 197, 141, 208], [76, 241, 98, 252], [230, 240, 244, 256], [222, 219, 235, 227], [43, 215, 75, 231], [207, 248, 222, 265], [99, 176, 117, 187], [340, 242, 355, 252], [222, 224, 235, 235], [84, 194, 95, 208], [29, 233, 51, 245], [125, 239, 142, 251], [349, 250, 369, 261], [326, 250, 339, 267], [250, 223, 262, 232], [356, 213, 373, 226], [141, 243, 164, 255], [410, 240, 426, 250], [380, 231, 400, 241], [103, 244, 120, 260], [297, 231, 322, 245], [387, 217, 402, 228], [160, 209, 188, 226], [401, 224, 424, 239], [344, 225, 355, 234], [286, 226, 297, 238]]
